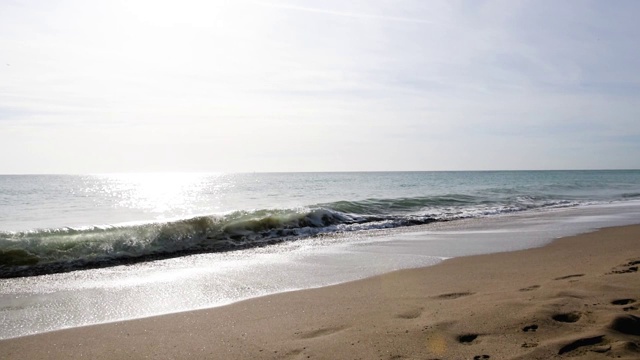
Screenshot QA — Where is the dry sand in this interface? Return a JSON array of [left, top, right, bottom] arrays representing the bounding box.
[[1, 225, 640, 359]]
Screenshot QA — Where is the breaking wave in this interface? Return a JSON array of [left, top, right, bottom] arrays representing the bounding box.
[[0, 194, 583, 278]]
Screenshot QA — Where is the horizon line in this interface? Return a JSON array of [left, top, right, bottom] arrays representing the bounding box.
[[1, 168, 638, 176]]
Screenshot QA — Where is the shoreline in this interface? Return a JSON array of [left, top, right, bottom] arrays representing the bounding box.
[[2, 224, 640, 359]]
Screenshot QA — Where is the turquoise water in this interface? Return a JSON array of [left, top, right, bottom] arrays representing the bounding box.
[[1, 170, 640, 277]]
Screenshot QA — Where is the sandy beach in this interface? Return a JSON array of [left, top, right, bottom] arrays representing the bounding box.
[[1, 224, 639, 359]]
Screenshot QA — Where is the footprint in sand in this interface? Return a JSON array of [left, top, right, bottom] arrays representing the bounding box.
[[552, 312, 582, 323], [395, 308, 422, 319], [554, 274, 584, 280], [298, 326, 346, 339], [433, 292, 474, 300], [519, 285, 540, 292], [607, 260, 640, 274], [284, 348, 304, 357], [609, 267, 638, 274], [609, 314, 640, 336], [611, 298, 636, 306], [457, 334, 479, 343], [558, 335, 605, 355]]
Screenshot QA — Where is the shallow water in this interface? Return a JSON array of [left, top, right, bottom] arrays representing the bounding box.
[[3, 171, 640, 277], [2, 200, 639, 340]]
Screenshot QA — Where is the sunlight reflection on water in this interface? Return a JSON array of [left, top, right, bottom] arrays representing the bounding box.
[[94, 173, 225, 215]]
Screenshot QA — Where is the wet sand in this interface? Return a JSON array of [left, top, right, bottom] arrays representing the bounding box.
[[1, 225, 639, 359]]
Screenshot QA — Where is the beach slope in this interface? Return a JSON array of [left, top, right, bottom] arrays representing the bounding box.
[[2, 225, 640, 359]]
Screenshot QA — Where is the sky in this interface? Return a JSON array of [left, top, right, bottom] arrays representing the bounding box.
[[1, 0, 639, 173]]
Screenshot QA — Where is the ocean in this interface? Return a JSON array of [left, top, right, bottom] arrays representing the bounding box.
[[2, 170, 640, 278], [2, 170, 640, 339]]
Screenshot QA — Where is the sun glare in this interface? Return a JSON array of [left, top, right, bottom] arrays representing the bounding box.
[[97, 173, 221, 215]]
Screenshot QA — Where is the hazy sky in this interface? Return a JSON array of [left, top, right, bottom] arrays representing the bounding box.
[[1, 0, 639, 173]]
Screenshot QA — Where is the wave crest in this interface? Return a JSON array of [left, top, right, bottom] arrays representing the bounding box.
[[0, 193, 582, 277]]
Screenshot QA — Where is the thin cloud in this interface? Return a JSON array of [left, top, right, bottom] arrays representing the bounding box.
[[1, 0, 639, 172], [253, 1, 437, 24]]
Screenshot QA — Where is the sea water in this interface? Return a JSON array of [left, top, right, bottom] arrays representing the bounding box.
[[1, 171, 640, 339]]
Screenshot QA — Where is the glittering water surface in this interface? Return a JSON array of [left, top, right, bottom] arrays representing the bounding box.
[[2, 171, 640, 232], [2, 171, 640, 278], [1, 201, 640, 339], [1, 171, 640, 339]]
